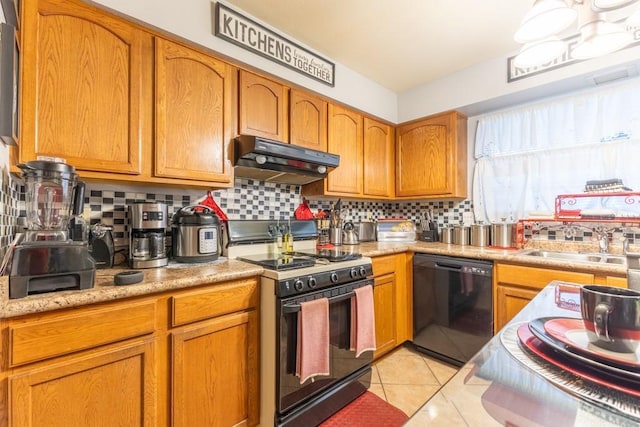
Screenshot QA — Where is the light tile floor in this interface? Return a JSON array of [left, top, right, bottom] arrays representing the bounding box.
[[369, 344, 459, 417]]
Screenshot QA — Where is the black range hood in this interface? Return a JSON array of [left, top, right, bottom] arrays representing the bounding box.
[[234, 135, 339, 185]]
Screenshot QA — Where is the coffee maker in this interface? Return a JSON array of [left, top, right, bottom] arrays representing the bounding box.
[[129, 202, 168, 268], [9, 161, 95, 299]]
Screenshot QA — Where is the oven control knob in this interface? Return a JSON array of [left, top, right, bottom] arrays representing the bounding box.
[[293, 279, 304, 291], [359, 266, 367, 277], [308, 277, 317, 288], [350, 269, 358, 278], [330, 272, 339, 283]]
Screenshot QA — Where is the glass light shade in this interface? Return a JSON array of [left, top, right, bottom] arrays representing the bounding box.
[[514, 0, 578, 43], [572, 20, 633, 59], [592, 0, 639, 10], [513, 37, 567, 68], [627, 8, 640, 25]]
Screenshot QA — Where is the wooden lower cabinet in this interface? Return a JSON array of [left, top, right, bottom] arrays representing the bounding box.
[[494, 262, 627, 333], [373, 273, 396, 357], [9, 338, 157, 426], [372, 253, 411, 359], [172, 309, 259, 427], [494, 284, 541, 335], [0, 277, 260, 427]]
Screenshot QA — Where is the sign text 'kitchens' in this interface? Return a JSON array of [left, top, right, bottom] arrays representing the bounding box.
[[214, 2, 335, 86]]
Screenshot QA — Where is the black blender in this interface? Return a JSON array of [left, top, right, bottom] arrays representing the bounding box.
[[9, 161, 95, 298]]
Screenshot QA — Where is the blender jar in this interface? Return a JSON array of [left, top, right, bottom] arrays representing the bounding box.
[[19, 161, 80, 241]]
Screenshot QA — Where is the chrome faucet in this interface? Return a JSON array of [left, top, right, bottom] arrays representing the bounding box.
[[597, 232, 609, 254]]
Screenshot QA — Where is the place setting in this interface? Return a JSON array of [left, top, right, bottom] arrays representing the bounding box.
[[500, 284, 640, 421]]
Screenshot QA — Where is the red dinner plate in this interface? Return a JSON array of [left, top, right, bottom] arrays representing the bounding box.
[[543, 317, 640, 369], [517, 324, 640, 397]]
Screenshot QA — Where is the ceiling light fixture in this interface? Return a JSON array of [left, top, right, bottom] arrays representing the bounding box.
[[514, 37, 568, 67], [514, 0, 578, 43], [513, 0, 640, 67]]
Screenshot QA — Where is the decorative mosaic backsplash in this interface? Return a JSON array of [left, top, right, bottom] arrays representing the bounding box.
[[1, 177, 474, 251], [0, 168, 21, 261], [522, 222, 640, 246], [3, 172, 637, 259]]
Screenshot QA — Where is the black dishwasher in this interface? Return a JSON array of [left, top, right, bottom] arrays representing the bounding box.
[[411, 254, 493, 366]]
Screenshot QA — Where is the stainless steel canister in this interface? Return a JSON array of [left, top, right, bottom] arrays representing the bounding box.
[[452, 225, 471, 245], [330, 227, 342, 246], [491, 219, 517, 248], [470, 222, 491, 247], [440, 226, 453, 244]]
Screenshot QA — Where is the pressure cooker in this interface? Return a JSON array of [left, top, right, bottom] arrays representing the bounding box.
[[171, 205, 221, 263]]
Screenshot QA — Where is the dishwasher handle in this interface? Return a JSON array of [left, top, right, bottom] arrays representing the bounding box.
[[434, 262, 463, 271]]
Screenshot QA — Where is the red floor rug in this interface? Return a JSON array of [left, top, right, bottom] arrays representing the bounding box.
[[319, 391, 409, 427]]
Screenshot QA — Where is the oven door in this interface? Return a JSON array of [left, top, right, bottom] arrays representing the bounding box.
[[276, 278, 374, 415]]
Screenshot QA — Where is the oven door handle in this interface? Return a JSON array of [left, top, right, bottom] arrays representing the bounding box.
[[282, 291, 356, 314]]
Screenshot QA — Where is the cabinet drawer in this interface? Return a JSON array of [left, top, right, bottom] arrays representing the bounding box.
[[9, 300, 156, 367], [171, 278, 259, 327], [496, 263, 594, 290], [372, 255, 396, 277]]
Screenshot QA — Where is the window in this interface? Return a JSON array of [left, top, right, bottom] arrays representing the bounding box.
[[472, 78, 640, 223]]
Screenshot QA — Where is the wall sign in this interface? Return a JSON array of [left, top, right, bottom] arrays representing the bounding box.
[[213, 2, 335, 86], [507, 26, 640, 82]]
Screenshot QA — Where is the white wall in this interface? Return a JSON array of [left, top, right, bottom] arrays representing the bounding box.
[[90, 0, 398, 123], [399, 44, 640, 122], [91, 0, 640, 128]]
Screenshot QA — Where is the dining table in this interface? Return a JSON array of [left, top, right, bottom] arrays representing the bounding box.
[[405, 280, 640, 426]]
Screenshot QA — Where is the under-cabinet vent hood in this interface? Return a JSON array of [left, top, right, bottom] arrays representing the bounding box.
[[233, 135, 339, 185]]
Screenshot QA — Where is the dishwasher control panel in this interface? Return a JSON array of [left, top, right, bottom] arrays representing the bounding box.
[[461, 266, 492, 276]]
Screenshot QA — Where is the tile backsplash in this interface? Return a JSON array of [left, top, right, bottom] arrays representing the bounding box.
[[0, 175, 475, 255], [2, 169, 639, 259]]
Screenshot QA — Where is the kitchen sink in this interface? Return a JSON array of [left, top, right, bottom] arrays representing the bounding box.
[[604, 255, 626, 264], [520, 250, 626, 266]]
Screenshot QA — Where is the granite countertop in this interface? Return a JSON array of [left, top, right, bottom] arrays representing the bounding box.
[[357, 241, 628, 276], [1, 240, 627, 319], [0, 258, 264, 318], [405, 281, 639, 426]]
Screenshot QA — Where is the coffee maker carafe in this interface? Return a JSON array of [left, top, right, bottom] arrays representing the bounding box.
[[9, 160, 95, 299], [129, 202, 168, 268]]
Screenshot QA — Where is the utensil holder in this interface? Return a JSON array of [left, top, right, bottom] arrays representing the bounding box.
[[421, 229, 439, 242], [330, 228, 342, 246]]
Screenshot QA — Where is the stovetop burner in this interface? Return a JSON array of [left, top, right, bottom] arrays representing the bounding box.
[[284, 249, 362, 262], [236, 254, 316, 271]]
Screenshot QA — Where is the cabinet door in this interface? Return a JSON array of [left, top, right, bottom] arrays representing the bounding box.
[[172, 309, 259, 427], [155, 38, 234, 184], [363, 117, 394, 198], [606, 275, 627, 287], [373, 273, 396, 358], [239, 70, 289, 141], [494, 263, 595, 332], [9, 339, 156, 427], [290, 89, 327, 151], [494, 285, 539, 333], [21, 0, 150, 174], [396, 112, 467, 198], [326, 104, 363, 195]]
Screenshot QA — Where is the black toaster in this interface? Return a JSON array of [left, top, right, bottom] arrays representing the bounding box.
[[90, 224, 115, 268]]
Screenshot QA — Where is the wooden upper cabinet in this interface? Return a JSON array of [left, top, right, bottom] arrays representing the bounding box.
[[20, 0, 150, 174], [155, 38, 234, 185], [239, 70, 289, 141], [395, 111, 467, 198], [363, 117, 394, 198], [289, 89, 327, 151], [303, 107, 396, 200], [326, 104, 363, 195]]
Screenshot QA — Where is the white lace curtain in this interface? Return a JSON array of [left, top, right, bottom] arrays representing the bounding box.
[[472, 78, 640, 223]]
